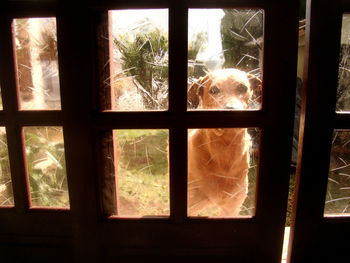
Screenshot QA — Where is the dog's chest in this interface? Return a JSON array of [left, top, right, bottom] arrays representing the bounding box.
[[190, 130, 249, 176]]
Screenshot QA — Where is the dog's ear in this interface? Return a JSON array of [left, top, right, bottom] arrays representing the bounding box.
[[187, 82, 201, 109], [247, 74, 262, 107], [187, 75, 210, 109]]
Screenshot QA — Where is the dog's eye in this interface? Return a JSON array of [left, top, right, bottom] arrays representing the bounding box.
[[237, 84, 248, 94], [210, 85, 220, 95]]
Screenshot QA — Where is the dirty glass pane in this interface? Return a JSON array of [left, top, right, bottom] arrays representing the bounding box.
[[336, 14, 350, 112], [0, 127, 14, 206], [24, 127, 69, 208], [104, 10, 168, 111], [13, 18, 61, 110], [324, 130, 350, 216], [188, 127, 259, 217], [103, 129, 169, 217], [0, 86, 3, 110], [188, 9, 264, 111]]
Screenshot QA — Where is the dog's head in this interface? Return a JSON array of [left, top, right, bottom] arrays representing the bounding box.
[[188, 69, 262, 110]]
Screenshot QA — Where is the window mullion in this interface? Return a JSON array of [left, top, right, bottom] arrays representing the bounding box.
[[169, 3, 188, 222], [0, 15, 29, 212], [56, 8, 100, 261], [0, 17, 19, 115]]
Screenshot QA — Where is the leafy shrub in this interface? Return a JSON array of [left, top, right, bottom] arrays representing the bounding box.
[[114, 27, 168, 110], [24, 127, 69, 207]]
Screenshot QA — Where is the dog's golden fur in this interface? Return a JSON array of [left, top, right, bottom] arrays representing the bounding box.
[[187, 68, 261, 216]]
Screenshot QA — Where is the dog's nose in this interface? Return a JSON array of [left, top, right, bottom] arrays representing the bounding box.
[[225, 105, 238, 110], [225, 99, 245, 110]]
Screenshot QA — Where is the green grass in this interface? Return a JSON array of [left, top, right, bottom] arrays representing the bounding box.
[[116, 129, 169, 216], [118, 168, 169, 215], [0, 128, 13, 206]]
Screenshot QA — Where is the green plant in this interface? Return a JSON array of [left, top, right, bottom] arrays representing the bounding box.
[[24, 127, 69, 207], [221, 9, 263, 73], [114, 25, 168, 110], [0, 129, 13, 206]]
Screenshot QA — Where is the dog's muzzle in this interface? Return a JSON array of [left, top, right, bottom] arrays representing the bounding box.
[[225, 105, 239, 110], [225, 99, 245, 110]]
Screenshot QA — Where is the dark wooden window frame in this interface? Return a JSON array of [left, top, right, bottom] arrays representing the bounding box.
[[288, 1, 350, 262], [0, 1, 300, 262]]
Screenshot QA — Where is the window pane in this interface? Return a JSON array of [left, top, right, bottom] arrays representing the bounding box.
[[336, 14, 350, 112], [24, 127, 69, 208], [13, 18, 61, 110], [0, 127, 14, 206], [188, 9, 264, 111], [188, 128, 259, 217], [0, 86, 3, 110], [102, 129, 169, 217], [324, 130, 350, 216], [101, 10, 169, 111]]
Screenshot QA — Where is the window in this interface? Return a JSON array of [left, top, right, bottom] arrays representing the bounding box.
[[10, 1, 350, 262], [101, 129, 170, 217], [0, 86, 3, 110], [186, 8, 263, 218], [101, 9, 169, 111], [0, 12, 71, 242], [99, 9, 263, 219], [323, 14, 350, 217], [93, 2, 297, 261], [9, 17, 69, 209], [336, 13, 350, 113], [0, 127, 13, 206], [288, 2, 350, 263], [13, 17, 61, 110], [23, 126, 68, 208], [324, 129, 350, 216]]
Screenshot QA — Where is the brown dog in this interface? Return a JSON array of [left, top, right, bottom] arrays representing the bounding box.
[[187, 68, 262, 217]]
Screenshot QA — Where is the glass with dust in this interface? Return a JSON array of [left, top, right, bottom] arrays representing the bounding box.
[[336, 14, 350, 112], [0, 127, 14, 206], [13, 18, 61, 110], [107, 9, 169, 111], [324, 13, 350, 216], [187, 9, 262, 218], [187, 9, 264, 111], [24, 126, 69, 208], [324, 130, 350, 216], [108, 129, 169, 217], [188, 128, 259, 218]]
